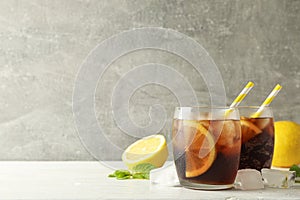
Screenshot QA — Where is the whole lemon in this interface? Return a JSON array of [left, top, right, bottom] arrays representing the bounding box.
[[272, 121, 300, 168]]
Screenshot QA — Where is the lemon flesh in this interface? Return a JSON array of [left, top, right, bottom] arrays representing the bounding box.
[[122, 135, 168, 170], [185, 124, 216, 178], [272, 121, 300, 168]]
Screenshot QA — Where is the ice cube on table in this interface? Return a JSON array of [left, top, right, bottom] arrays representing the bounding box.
[[261, 168, 296, 188], [234, 169, 264, 190], [150, 163, 180, 186]]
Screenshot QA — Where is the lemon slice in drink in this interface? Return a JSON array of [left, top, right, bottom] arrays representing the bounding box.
[[240, 119, 262, 143], [122, 135, 168, 170], [184, 122, 216, 178]]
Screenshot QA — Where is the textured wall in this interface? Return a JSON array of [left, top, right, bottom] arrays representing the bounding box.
[[0, 0, 299, 160]]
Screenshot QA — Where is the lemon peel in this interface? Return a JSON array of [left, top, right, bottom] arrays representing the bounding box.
[[272, 121, 300, 168], [122, 134, 168, 170]]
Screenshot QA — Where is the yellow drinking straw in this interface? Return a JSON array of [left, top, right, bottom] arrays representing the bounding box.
[[225, 81, 255, 116], [230, 81, 254, 108], [251, 84, 282, 118]]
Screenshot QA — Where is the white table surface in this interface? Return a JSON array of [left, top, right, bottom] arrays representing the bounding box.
[[0, 161, 299, 200]]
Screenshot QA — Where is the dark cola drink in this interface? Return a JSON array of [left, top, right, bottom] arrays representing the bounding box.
[[172, 119, 241, 189], [239, 117, 274, 171]]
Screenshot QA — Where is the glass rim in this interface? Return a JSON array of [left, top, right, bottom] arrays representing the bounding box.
[[237, 106, 272, 109], [174, 106, 240, 120], [175, 106, 238, 109], [175, 106, 271, 109]]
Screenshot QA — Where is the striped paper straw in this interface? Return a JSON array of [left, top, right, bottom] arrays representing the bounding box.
[[230, 81, 254, 108], [251, 84, 282, 118], [225, 81, 254, 116]]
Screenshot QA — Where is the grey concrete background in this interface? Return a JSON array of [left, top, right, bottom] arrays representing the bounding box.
[[0, 0, 299, 160]]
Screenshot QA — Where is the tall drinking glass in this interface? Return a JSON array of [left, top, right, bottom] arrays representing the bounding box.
[[238, 106, 274, 171], [172, 107, 241, 190]]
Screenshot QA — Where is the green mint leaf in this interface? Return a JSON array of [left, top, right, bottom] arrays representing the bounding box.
[[132, 163, 157, 174], [132, 163, 157, 180], [132, 172, 147, 179], [117, 175, 131, 180], [114, 170, 131, 178], [108, 164, 157, 180], [289, 164, 300, 177], [108, 174, 116, 178], [143, 173, 150, 179], [108, 169, 132, 179]]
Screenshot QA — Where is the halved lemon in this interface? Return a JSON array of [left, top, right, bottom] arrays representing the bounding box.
[[272, 121, 300, 167], [241, 119, 262, 143], [184, 123, 216, 178], [122, 134, 168, 170]]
